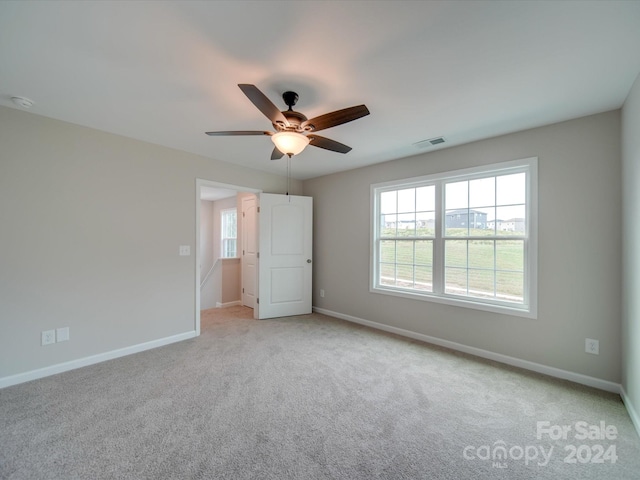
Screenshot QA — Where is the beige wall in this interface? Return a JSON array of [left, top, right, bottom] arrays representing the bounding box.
[[304, 110, 622, 383], [0, 105, 300, 379], [221, 258, 241, 305], [622, 73, 640, 425]]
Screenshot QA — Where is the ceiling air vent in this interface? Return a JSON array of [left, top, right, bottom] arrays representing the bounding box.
[[413, 136, 446, 149]]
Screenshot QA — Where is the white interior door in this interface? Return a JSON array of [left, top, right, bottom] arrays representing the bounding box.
[[241, 195, 257, 308], [258, 193, 313, 319]]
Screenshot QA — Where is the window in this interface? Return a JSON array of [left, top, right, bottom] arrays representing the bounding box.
[[221, 208, 237, 258], [371, 158, 537, 317]]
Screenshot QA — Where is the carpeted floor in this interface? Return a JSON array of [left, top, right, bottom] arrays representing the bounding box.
[[1, 306, 639, 479]]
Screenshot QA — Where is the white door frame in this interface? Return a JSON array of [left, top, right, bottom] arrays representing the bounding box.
[[195, 178, 261, 335]]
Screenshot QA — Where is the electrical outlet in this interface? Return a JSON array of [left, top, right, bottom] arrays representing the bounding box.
[[585, 338, 599, 355], [320, 289, 325, 298], [56, 327, 70, 342], [179, 245, 190, 256], [41, 330, 55, 346]]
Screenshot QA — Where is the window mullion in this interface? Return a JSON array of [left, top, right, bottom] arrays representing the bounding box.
[[433, 181, 444, 294]]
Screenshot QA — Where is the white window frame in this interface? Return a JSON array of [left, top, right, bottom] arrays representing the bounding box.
[[370, 157, 538, 318], [221, 208, 237, 258]]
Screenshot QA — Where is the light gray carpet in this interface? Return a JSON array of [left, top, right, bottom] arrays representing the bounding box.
[[1, 306, 639, 479]]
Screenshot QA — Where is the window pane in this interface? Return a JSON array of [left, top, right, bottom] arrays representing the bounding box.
[[495, 205, 525, 234], [416, 211, 435, 237], [397, 213, 416, 237], [381, 191, 397, 214], [468, 240, 494, 269], [416, 185, 436, 212], [471, 207, 495, 236], [445, 181, 468, 210], [415, 266, 432, 292], [415, 240, 433, 266], [222, 215, 228, 236], [381, 214, 397, 236], [496, 240, 524, 272], [445, 209, 469, 236], [223, 239, 237, 258], [497, 173, 525, 205], [396, 240, 414, 265], [396, 264, 414, 288], [496, 271, 524, 303], [468, 269, 495, 299], [445, 267, 467, 295], [222, 211, 236, 237], [397, 188, 415, 213], [416, 185, 435, 211], [469, 177, 495, 208], [468, 209, 489, 235], [445, 240, 467, 267], [380, 263, 396, 286], [380, 240, 396, 263]]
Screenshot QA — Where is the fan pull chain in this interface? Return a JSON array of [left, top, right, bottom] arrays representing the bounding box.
[[286, 154, 291, 199]]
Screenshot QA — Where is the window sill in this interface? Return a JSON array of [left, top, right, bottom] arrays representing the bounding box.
[[370, 285, 537, 319]]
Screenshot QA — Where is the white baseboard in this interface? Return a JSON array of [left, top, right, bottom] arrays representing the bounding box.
[[0, 330, 197, 389], [621, 387, 640, 439], [313, 307, 621, 394], [216, 300, 241, 308]]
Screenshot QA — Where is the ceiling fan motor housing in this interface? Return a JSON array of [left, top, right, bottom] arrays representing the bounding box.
[[274, 91, 310, 132], [276, 110, 308, 131]]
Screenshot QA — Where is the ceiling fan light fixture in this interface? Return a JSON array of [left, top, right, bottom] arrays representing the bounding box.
[[271, 131, 310, 156]]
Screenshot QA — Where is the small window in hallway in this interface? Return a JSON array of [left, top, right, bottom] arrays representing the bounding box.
[[221, 208, 237, 258]]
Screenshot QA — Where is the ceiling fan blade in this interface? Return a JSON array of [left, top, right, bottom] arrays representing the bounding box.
[[238, 84, 289, 127], [308, 135, 352, 154], [205, 130, 272, 136], [271, 146, 284, 160], [302, 105, 369, 132]]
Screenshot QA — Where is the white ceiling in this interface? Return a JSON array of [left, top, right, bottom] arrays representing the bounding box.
[[200, 186, 237, 202], [1, 1, 639, 180]]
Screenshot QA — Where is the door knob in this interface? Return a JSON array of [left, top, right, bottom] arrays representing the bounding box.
[[307, 259, 312, 263]]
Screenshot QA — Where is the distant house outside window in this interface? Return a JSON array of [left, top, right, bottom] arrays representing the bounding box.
[[221, 208, 237, 258]]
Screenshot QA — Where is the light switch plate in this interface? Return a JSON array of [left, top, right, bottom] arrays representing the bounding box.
[[57, 327, 70, 342]]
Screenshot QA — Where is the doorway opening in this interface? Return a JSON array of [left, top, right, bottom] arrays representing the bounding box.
[[195, 179, 260, 335]]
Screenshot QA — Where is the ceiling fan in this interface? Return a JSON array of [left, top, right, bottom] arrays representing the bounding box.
[[206, 84, 370, 160]]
